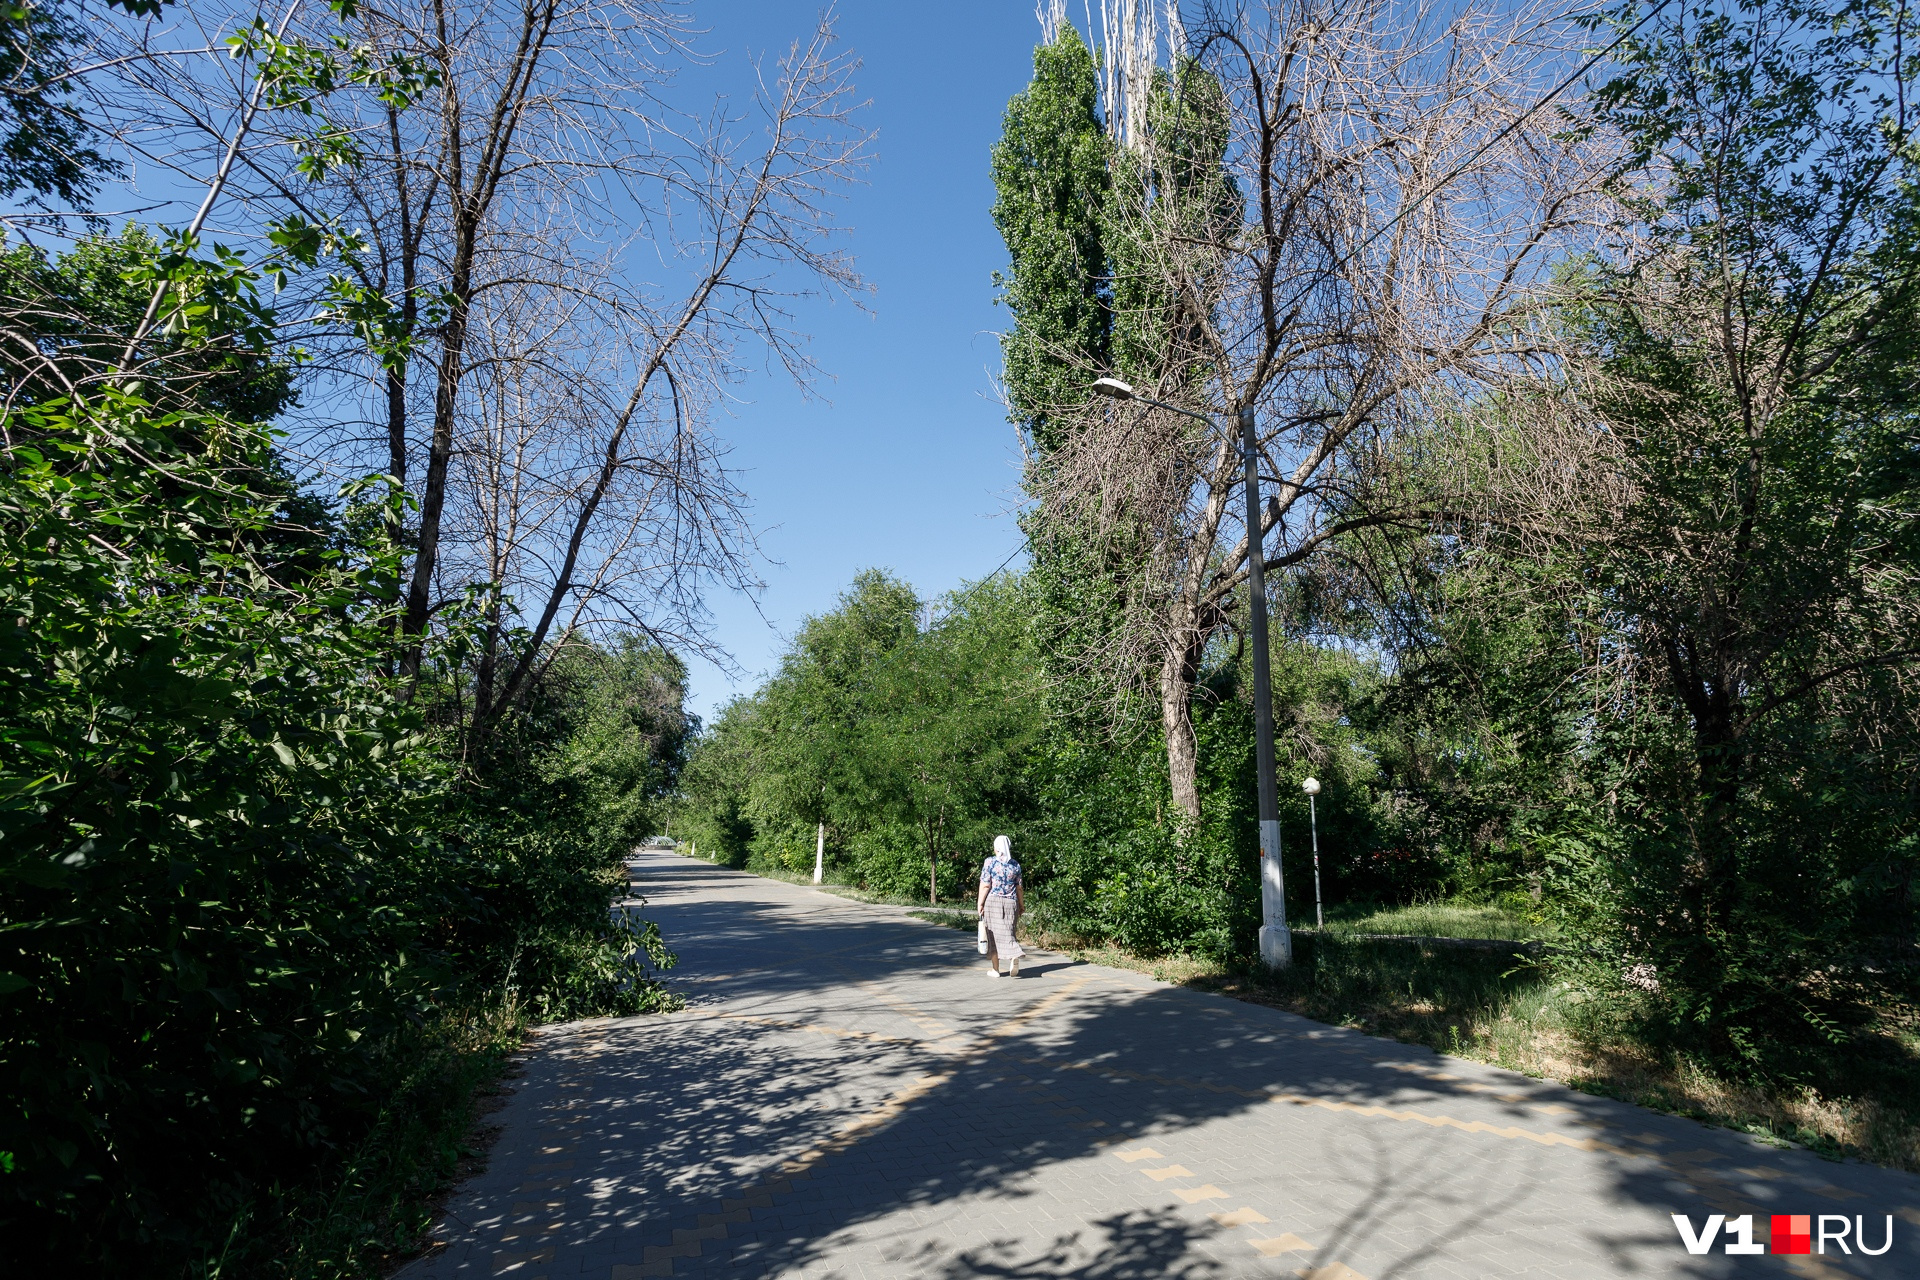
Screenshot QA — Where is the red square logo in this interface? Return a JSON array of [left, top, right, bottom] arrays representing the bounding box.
[[1771, 1214, 1811, 1254]]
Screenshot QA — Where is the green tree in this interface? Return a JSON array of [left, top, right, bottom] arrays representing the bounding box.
[[0, 8, 682, 1266], [0, 0, 115, 206], [677, 570, 1041, 902], [992, 26, 1112, 454], [1556, 0, 1920, 1066], [0, 226, 299, 421], [991, 27, 1247, 943]]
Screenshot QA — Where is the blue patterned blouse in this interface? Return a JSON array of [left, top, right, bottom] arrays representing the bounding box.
[[980, 856, 1022, 899]]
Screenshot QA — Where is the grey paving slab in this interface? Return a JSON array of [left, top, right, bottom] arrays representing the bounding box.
[[393, 852, 1920, 1280]]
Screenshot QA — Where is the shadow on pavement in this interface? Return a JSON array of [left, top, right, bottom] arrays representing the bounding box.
[[526, 853, 1920, 1279]]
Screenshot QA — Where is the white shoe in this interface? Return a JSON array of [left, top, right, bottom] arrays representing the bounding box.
[[988, 968, 1002, 979]]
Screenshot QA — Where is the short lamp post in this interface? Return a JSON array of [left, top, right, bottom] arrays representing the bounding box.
[[1091, 376, 1290, 968], [1302, 776, 1323, 929]]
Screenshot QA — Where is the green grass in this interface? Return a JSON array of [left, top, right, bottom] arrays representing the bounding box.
[[1298, 899, 1554, 942]]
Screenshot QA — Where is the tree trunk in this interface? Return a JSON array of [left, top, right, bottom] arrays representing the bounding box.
[[1657, 623, 1747, 925], [399, 241, 468, 679], [397, 0, 560, 682], [1161, 626, 1204, 822], [383, 106, 416, 494]]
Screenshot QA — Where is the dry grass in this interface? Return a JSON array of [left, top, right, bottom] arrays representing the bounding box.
[[1550, 1042, 1920, 1171]]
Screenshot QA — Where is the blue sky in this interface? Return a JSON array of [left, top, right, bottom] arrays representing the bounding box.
[[680, 2, 1045, 725]]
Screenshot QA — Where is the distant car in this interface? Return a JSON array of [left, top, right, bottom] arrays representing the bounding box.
[[643, 835, 677, 848]]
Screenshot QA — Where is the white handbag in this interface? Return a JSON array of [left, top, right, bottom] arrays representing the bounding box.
[[976, 917, 989, 954]]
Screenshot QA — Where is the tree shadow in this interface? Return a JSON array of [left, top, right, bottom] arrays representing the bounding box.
[[919, 1208, 1229, 1278], [411, 853, 1920, 1279]]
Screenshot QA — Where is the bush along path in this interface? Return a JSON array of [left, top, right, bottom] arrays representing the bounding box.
[[0, 401, 685, 1274]]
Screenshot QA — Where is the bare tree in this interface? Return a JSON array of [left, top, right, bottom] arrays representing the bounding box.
[[306, 4, 868, 719], [1036, 0, 1604, 820], [76, 0, 869, 728]]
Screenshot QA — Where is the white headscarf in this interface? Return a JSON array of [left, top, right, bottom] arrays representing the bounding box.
[[992, 834, 1014, 861]]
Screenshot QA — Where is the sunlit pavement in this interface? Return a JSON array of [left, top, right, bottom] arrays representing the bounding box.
[[396, 851, 1920, 1278]]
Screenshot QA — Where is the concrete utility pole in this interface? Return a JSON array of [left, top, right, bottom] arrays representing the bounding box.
[[1091, 379, 1290, 968], [1303, 776, 1323, 928], [813, 822, 825, 885], [1242, 406, 1290, 968]]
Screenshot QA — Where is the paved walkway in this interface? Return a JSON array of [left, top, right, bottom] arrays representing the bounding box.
[[398, 852, 1920, 1279]]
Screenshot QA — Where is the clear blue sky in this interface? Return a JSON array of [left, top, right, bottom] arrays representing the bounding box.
[[682, 2, 1044, 725]]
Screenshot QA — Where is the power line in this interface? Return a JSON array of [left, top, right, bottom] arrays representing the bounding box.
[[932, 537, 1030, 624]]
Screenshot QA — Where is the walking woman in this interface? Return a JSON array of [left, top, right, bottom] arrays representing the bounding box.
[[978, 834, 1025, 978]]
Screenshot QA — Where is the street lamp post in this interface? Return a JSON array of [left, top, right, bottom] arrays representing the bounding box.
[[1302, 776, 1323, 929], [1091, 378, 1291, 968]]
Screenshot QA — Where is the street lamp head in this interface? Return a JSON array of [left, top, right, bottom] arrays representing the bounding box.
[[1091, 376, 1136, 401], [1302, 777, 1321, 796]]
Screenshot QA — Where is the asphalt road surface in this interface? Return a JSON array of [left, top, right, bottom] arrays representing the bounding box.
[[395, 851, 1920, 1279]]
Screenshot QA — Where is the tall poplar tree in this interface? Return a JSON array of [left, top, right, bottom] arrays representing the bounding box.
[[993, 26, 1240, 829], [992, 27, 1112, 450]]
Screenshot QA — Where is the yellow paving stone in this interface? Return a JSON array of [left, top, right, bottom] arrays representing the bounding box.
[[1295, 1263, 1368, 1280], [1174, 1183, 1228, 1203], [1209, 1207, 1270, 1227], [1143, 1164, 1193, 1181], [1376, 1061, 1457, 1080], [1249, 1233, 1312, 1256], [1112, 1147, 1162, 1162]]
